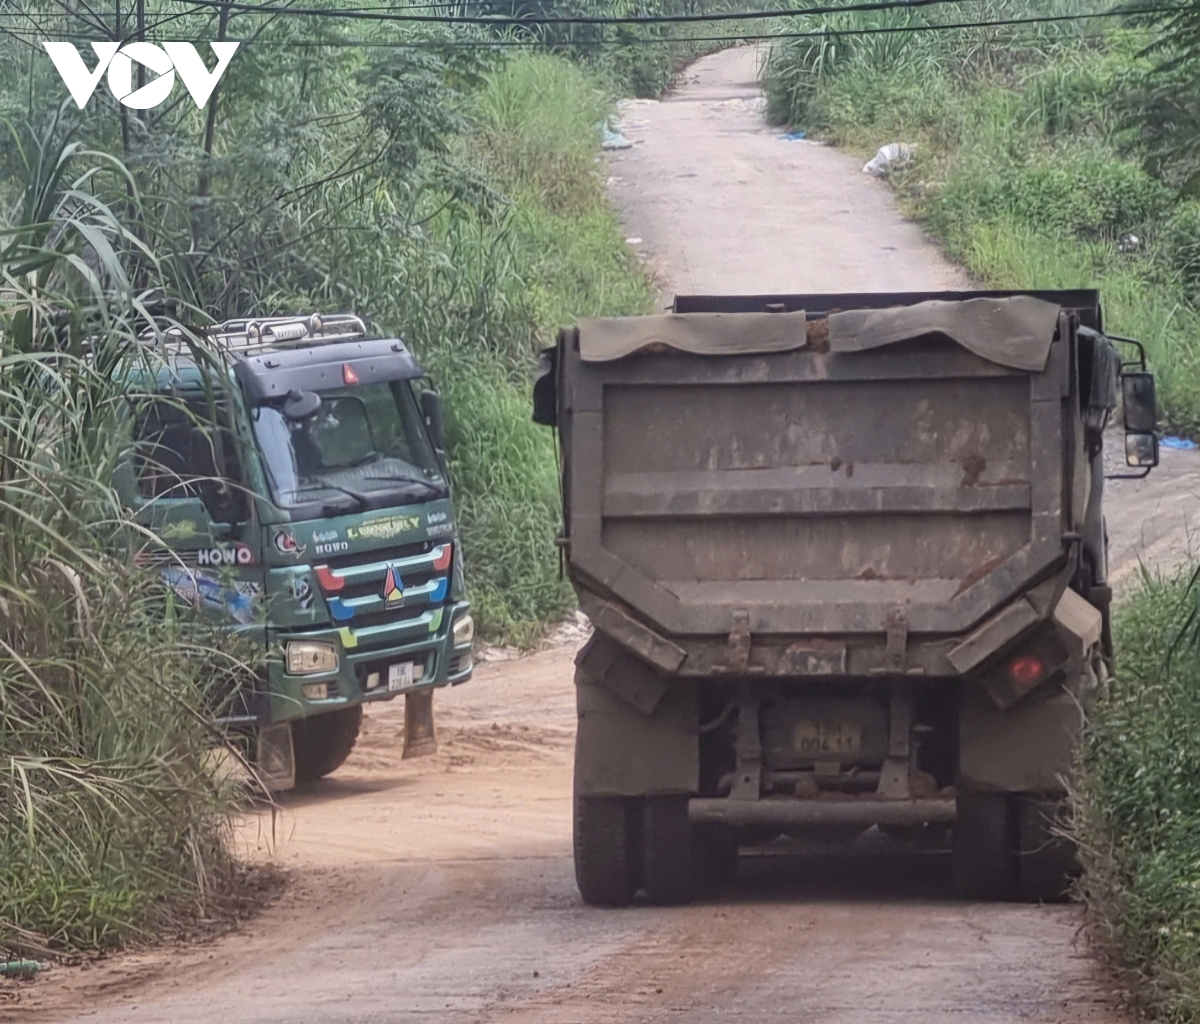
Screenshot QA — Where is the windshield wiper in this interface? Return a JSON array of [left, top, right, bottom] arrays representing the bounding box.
[[300, 482, 370, 513], [363, 474, 448, 498]]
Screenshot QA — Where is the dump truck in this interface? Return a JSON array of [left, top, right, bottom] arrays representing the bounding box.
[[117, 313, 475, 790], [533, 289, 1159, 904]]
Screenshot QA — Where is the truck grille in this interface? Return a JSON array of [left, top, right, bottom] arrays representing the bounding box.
[[314, 541, 453, 648]]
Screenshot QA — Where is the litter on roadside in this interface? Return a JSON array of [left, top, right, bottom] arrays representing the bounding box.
[[781, 131, 807, 141], [862, 143, 914, 177], [1161, 436, 1198, 450], [1, 960, 43, 978], [601, 124, 633, 150]]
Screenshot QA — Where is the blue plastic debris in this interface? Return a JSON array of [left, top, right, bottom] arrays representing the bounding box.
[[600, 124, 632, 151], [1161, 436, 1198, 450], [781, 131, 807, 140]]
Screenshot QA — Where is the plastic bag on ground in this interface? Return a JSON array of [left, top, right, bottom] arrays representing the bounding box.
[[862, 143, 914, 177], [601, 124, 633, 150]]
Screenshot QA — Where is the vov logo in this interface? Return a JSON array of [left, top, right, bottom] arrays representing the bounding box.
[[43, 41, 240, 110]]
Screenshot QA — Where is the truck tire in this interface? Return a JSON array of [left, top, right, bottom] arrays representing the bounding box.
[[1017, 798, 1077, 904], [642, 795, 697, 906], [292, 705, 363, 784], [953, 793, 1017, 900], [574, 793, 639, 907]]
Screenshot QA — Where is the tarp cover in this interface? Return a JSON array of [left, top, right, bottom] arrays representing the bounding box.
[[579, 311, 808, 361], [827, 296, 1060, 371], [577, 296, 1062, 371]]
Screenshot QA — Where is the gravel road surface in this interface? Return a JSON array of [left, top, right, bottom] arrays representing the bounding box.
[[12, 43, 1197, 1024]]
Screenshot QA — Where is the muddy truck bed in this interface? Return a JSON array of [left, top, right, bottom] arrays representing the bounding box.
[[533, 290, 1156, 906]]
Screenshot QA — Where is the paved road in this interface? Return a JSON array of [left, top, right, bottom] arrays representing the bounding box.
[[13, 43, 1186, 1024]]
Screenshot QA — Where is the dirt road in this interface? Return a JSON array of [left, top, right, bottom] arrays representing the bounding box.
[[12, 44, 1199, 1024], [9, 644, 1123, 1024]]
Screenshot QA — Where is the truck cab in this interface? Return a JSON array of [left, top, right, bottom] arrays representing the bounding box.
[[117, 313, 474, 789]]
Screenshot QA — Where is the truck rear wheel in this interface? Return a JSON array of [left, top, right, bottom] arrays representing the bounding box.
[[642, 795, 697, 906], [292, 705, 363, 783], [953, 793, 1016, 900], [574, 794, 639, 907]]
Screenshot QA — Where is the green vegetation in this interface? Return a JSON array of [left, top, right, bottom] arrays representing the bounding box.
[[1079, 572, 1200, 1022], [0, 137, 256, 955], [764, 2, 1200, 1016], [0, 0, 719, 957], [0, 13, 686, 645], [762, 0, 1200, 433]]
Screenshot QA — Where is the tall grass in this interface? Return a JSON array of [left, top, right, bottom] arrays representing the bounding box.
[[399, 54, 652, 642], [763, 5, 1200, 433], [0, 123, 255, 956], [1077, 570, 1200, 1022]]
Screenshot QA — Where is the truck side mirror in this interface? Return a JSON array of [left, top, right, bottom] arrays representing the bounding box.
[[1122, 371, 1159, 468], [420, 388, 447, 452]]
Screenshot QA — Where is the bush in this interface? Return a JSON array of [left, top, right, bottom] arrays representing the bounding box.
[[1163, 202, 1200, 300], [941, 153, 1172, 241], [1076, 569, 1200, 1022], [0, 130, 254, 956]]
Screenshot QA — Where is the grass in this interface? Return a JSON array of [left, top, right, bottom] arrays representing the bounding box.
[[405, 54, 653, 642], [762, 12, 1200, 434], [0, 126, 257, 957], [1077, 571, 1200, 1022]]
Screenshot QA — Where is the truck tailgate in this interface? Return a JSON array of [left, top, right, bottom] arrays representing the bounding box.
[[562, 311, 1070, 638]]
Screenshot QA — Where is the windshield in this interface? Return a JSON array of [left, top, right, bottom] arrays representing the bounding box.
[[251, 380, 446, 514]]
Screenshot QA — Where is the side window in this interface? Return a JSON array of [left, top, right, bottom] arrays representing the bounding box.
[[135, 399, 249, 523]]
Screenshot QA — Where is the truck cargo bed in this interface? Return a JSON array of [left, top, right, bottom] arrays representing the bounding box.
[[557, 293, 1084, 640]]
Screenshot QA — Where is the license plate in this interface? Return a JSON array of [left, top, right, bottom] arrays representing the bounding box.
[[794, 721, 862, 756], [387, 662, 415, 692]]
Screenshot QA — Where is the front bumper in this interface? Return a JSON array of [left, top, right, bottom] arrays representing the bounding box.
[[262, 599, 473, 723]]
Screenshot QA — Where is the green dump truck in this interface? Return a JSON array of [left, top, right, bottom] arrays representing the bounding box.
[[118, 313, 474, 790], [534, 289, 1158, 905]]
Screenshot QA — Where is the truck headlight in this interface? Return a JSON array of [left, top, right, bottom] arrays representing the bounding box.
[[286, 641, 339, 675], [452, 614, 474, 647]]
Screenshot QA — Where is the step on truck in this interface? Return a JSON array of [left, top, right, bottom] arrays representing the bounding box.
[[533, 289, 1159, 904], [119, 313, 475, 790]]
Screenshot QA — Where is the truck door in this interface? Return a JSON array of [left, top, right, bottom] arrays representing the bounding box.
[[133, 396, 262, 625]]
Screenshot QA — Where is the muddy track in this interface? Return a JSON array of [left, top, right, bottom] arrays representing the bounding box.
[[9, 44, 1197, 1024]]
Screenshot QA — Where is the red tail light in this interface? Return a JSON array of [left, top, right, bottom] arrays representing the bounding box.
[[342, 363, 359, 385], [431, 543, 452, 572], [1008, 654, 1045, 688]]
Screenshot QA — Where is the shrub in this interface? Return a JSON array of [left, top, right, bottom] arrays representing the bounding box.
[[1162, 202, 1200, 300], [0, 128, 254, 956], [941, 153, 1172, 241], [1076, 568, 1200, 1021]]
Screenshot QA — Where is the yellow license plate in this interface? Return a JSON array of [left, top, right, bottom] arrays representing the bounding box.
[[794, 721, 862, 756]]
